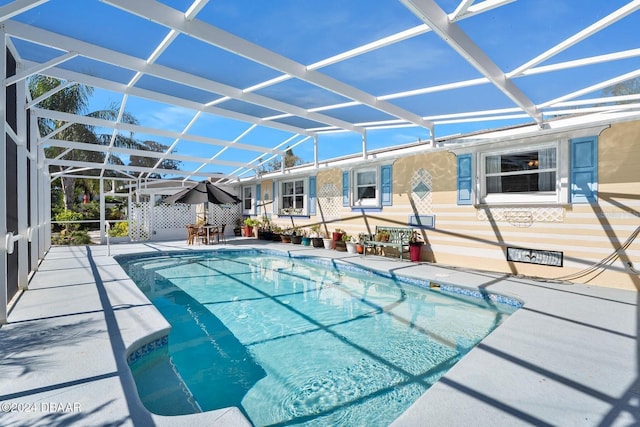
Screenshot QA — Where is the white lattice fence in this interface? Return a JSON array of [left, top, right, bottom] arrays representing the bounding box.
[[154, 204, 195, 229], [130, 202, 151, 241], [477, 207, 564, 227], [130, 201, 242, 241], [208, 204, 242, 230], [317, 183, 341, 218], [410, 168, 433, 214]]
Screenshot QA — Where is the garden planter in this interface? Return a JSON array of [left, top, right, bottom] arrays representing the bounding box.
[[334, 241, 347, 252], [346, 242, 357, 254], [281, 235, 292, 243], [291, 235, 302, 244], [331, 232, 343, 249], [323, 238, 333, 249], [301, 237, 311, 246], [409, 243, 423, 262], [356, 243, 364, 254], [243, 225, 254, 238], [311, 237, 324, 248]]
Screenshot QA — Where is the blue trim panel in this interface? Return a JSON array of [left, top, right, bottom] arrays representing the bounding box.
[[457, 154, 473, 205]]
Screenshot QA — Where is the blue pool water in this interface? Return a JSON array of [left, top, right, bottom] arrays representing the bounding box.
[[118, 250, 518, 426]]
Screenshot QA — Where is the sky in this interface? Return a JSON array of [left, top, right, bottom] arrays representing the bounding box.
[[7, 0, 639, 178]]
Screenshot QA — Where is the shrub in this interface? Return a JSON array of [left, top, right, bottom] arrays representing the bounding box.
[[54, 210, 84, 232], [109, 221, 129, 237], [52, 229, 91, 245]]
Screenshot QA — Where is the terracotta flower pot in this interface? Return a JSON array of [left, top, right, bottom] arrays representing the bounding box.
[[409, 243, 423, 262], [281, 235, 292, 243]]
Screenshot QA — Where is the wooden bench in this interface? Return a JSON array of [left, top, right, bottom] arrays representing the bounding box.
[[363, 226, 412, 261]]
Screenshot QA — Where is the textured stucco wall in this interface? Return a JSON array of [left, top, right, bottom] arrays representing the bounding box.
[[253, 120, 640, 290]]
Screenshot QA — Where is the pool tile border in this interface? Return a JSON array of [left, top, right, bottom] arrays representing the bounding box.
[[127, 335, 169, 365], [116, 248, 523, 312]]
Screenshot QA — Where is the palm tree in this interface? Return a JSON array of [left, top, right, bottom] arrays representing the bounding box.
[[29, 76, 138, 210]]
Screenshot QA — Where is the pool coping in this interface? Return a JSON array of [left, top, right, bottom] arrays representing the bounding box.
[[1, 239, 637, 426]]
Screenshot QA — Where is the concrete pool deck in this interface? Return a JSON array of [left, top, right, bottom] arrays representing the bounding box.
[[0, 239, 638, 426]]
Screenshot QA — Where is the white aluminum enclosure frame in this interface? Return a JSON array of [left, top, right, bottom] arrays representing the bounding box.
[[2, 0, 640, 322]]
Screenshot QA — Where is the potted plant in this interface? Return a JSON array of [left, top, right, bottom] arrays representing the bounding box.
[[260, 215, 273, 240], [280, 228, 292, 243], [344, 234, 358, 254], [234, 218, 242, 236], [309, 224, 324, 248], [335, 233, 348, 252], [243, 218, 259, 238], [300, 229, 311, 246], [291, 227, 303, 244], [271, 225, 282, 241], [256, 220, 265, 240], [409, 230, 424, 262], [356, 233, 368, 254], [332, 228, 344, 249], [322, 231, 333, 249]]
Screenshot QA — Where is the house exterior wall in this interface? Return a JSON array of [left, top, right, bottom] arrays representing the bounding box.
[[251, 120, 640, 290]]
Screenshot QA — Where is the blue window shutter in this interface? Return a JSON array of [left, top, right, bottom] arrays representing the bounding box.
[[272, 181, 277, 214], [309, 176, 316, 215], [570, 136, 598, 204], [457, 154, 473, 205], [255, 184, 261, 215], [381, 164, 392, 206], [342, 171, 349, 206]]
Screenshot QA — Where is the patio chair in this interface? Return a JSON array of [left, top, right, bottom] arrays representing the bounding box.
[[214, 224, 226, 244], [197, 226, 208, 244], [207, 225, 220, 244], [186, 225, 198, 245]]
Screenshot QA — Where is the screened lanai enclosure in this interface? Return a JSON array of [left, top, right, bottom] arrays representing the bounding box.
[[2, 0, 640, 322]]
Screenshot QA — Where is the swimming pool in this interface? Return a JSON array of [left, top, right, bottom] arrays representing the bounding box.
[[117, 249, 519, 426]]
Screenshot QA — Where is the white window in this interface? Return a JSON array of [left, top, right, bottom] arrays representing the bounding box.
[[480, 143, 565, 204], [352, 167, 379, 207], [242, 186, 253, 214], [279, 178, 306, 215]]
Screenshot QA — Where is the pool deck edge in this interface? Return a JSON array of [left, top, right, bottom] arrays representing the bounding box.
[[1, 239, 637, 426]]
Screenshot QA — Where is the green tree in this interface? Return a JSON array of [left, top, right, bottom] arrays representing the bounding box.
[[265, 147, 304, 171], [129, 140, 181, 179], [601, 77, 640, 102], [30, 76, 138, 210], [30, 76, 181, 211]]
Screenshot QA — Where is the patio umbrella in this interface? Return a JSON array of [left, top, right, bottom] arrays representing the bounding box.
[[164, 180, 241, 223]]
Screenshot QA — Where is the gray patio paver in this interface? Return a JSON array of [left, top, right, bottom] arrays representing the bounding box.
[[1, 240, 637, 426]]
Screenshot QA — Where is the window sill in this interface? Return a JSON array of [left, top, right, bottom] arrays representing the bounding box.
[[475, 202, 569, 208], [350, 207, 382, 212]]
